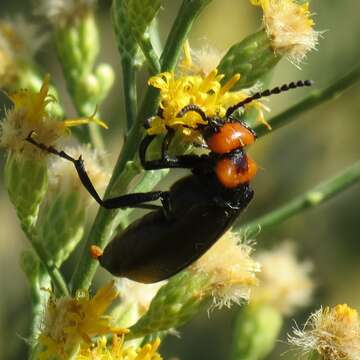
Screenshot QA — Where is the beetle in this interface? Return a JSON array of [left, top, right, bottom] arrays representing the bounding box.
[[26, 80, 313, 283]]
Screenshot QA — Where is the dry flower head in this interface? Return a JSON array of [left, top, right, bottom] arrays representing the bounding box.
[[252, 242, 314, 315], [289, 304, 360, 360], [191, 230, 260, 309], [251, 0, 320, 66]]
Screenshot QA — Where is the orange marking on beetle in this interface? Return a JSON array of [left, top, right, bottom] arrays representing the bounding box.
[[206, 123, 255, 154], [215, 156, 258, 188], [90, 245, 103, 260]]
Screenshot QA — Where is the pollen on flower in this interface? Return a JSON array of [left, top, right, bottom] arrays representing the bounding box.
[[77, 335, 163, 360], [39, 281, 129, 360], [252, 242, 314, 315], [0, 75, 106, 156], [147, 42, 269, 137], [251, 0, 320, 66], [48, 145, 110, 203], [190, 230, 260, 309], [36, 0, 96, 26], [289, 304, 360, 360]]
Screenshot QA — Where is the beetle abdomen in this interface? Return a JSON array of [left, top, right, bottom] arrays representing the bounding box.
[[100, 176, 253, 283]]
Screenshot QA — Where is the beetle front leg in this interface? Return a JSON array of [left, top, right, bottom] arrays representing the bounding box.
[[139, 133, 202, 170], [25, 133, 173, 214]]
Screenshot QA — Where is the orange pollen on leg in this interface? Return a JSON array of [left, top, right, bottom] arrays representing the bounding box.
[[215, 156, 258, 188], [206, 123, 255, 154], [90, 245, 103, 260]]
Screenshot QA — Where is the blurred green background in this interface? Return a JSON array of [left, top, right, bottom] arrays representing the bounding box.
[[0, 1, 359, 359]]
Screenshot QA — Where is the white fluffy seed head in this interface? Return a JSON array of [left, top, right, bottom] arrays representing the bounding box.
[[190, 230, 260, 309], [252, 242, 314, 315]]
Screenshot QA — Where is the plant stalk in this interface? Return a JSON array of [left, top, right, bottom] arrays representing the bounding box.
[[25, 228, 69, 296], [253, 65, 360, 137], [70, 0, 211, 292], [237, 161, 360, 238]]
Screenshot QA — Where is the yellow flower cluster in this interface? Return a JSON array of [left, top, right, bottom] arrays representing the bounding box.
[[147, 42, 268, 136], [77, 336, 162, 360], [39, 282, 128, 359], [251, 0, 319, 65], [0, 75, 106, 157], [289, 304, 360, 360]]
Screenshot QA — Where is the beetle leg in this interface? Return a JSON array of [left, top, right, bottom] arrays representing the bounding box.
[[161, 127, 175, 160], [140, 133, 202, 170], [25, 132, 172, 211]]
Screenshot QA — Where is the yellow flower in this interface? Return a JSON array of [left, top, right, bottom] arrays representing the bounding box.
[[289, 304, 360, 360], [39, 282, 128, 360], [251, 0, 319, 66], [147, 42, 269, 136], [77, 336, 162, 360], [252, 242, 314, 315], [190, 230, 260, 309], [0, 75, 106, 156]]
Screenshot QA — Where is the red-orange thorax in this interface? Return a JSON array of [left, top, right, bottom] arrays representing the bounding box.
[[215, 156, 258, 188], [206, 123, 255, 154]]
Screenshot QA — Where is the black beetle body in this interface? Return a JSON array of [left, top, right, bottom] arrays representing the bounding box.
[[100, 169, 253, 283], [25, 80, 313, 283]]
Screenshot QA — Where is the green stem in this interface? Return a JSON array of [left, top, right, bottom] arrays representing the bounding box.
[[70, 0, 211, 292], [308, 351, 321, 360], [121, 58, 138, 132], [237, 161, 360, 238], [253, 64, 360, 137], [160, 0, 212, 70], [25, 227, 69, 296], [138, 33, 161, 74], [29, 271, 51, 359]]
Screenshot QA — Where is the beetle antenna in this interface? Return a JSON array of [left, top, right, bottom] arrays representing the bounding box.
[[225, 80, 314, 117], [176, 104, 209, 122]]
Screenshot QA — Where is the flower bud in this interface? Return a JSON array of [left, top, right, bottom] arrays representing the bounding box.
[[231, 303, 283, 360], [5, 154, 48, 227], [218, 30, 280, 90]]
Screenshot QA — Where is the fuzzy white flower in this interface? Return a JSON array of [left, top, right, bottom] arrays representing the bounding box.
[[179, 40, 223, 76], [35, 0, 96, 25], [116, 278, 165, 317], [251, 0, 320, 66], [289, 304, 360, 360], [252, 242, 314, 315], [191, 230, 260, 309]]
